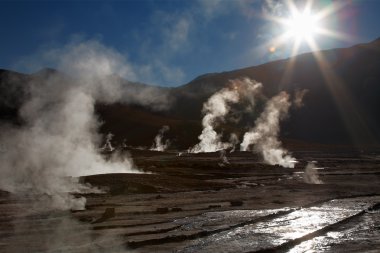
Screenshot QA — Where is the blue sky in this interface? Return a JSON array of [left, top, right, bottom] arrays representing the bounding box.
[[1, 0, 380, 86]]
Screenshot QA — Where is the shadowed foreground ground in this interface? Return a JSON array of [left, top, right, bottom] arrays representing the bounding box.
[[1, 149, 380, 252]]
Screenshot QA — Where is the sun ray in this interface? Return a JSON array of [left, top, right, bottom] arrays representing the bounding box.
[[265, 0, 353, 57], [277, 38, 301, 90], [260, 0, 373, 145], [316, 28, 353, 42], [306, 34, 374, 145], [314, 1, 347, 21]]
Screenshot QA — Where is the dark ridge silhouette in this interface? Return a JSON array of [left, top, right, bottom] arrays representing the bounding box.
[[0, 38, 379, 149]]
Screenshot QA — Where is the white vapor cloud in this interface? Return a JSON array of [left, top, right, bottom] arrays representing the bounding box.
[[189, 77, 298, 167], [197, 0, 228, 19], [151, 125, 170, 152], [190, 78, 262, 153], [240, 91, 296, 168], [16, 38, 173, 109], [262, 0, 285, 17], [303, 161, 323, 184], [51, 39, 137, 81], [229, 133, 240, 153], [189, 86, 239, 153], [101, 132, 115, 152], [294, 88, 308, 108], [132, 10, 194, 85], [16, 37, 136, 83], [166, 17, 191, 51], [0, 39, 141, 211]]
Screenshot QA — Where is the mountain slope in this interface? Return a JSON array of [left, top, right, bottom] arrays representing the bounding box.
[[167, 38, 380, 146], [1, 38, 379, 148]]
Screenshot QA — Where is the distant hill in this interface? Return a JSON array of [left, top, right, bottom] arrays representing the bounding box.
[[1, 38, 380, 149]]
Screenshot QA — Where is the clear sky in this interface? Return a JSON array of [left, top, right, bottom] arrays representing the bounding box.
[[1, 0, 380, 86]]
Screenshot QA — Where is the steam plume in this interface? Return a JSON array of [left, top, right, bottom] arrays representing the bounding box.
[[101, 132, 115, 152], [189, 78, 262, 153], [240, 91, 296, 168], [189, 86, 239, 153], [0, 40, 140, 210], [294, 89, 308, 108], [218, 149, 230, 167], [229, 133, 239, 153], [150, 125, 170, 151], [304, 161, 323, 184]]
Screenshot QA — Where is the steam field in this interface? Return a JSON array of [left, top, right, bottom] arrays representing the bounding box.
[[1, 1, 380, 252], [1, 148, 380, 252]]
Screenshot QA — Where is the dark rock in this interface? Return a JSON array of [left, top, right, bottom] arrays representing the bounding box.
[[230, 200, 244, 207], [156, 207, 169, 214]]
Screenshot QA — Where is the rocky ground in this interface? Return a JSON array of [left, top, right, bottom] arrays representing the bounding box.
[[1, 149, 380, 252]]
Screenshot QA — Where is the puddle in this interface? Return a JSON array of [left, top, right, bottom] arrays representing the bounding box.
[[287, 210, 380, 252], [174, 209, 288, 231], [176, 197, 380, 253]]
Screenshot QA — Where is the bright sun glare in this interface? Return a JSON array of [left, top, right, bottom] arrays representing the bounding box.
[[267, 0, 349, 56], [285, 11, 320, 41]]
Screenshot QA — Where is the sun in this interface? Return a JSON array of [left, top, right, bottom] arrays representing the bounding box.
[[265, 0, 350, 57], [284, 10, 320, 41], [280, 3, 324, 46]]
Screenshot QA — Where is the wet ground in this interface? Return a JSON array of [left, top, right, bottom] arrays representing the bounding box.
[[1, 149, 380, 252]]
